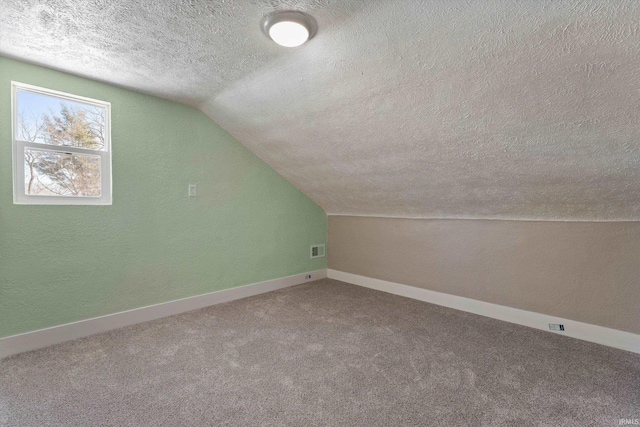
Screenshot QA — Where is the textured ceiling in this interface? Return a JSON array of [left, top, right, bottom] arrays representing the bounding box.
[[2, 0, 640, 220]]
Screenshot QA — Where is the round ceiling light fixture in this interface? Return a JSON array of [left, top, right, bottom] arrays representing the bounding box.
[[262, 11, 317, 47]]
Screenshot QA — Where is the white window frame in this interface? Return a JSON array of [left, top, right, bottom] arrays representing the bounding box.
[[11, 81, 112, 205]]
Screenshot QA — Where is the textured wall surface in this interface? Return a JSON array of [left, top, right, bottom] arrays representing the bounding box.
[[0, 57, 327, 338], [328, 216, 640, 334], [1, 0, 639, 220]]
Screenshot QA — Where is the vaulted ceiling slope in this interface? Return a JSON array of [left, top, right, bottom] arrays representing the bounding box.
[[2, 0, 640, 220]]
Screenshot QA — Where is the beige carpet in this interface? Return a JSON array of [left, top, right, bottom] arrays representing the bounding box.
[[1, 279, 639, 426]]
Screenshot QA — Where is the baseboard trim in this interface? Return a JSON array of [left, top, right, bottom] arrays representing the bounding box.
[[328, 269, 640, 354], [0, 269, 327, 359]]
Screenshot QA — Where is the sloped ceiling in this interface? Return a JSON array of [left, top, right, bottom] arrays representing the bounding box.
[[2, 0, 640, 220]]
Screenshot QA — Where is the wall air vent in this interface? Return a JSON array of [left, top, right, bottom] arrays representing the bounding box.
[[310, 244, 326, 259]]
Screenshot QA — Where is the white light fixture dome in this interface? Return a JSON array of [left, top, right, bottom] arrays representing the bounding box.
[[262, 11, 317, 47]]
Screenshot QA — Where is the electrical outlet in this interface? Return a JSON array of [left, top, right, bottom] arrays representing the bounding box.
[[549, 323, 565, 331], [188, 185, 197, 197]]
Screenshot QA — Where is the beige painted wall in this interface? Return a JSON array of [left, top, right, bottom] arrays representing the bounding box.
[[328, 216, 640, 334]]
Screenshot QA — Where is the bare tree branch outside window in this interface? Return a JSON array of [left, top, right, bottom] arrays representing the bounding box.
[[18, 102, 105, 197]]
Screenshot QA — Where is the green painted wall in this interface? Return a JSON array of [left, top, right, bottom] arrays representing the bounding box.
[[0, 57, 327, 338]]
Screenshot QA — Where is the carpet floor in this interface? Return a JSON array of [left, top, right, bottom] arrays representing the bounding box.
[[1, 279, 639, 426]]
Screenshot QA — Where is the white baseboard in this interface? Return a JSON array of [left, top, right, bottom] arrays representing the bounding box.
[[328, 269, 640, 354], [0, 269, 327, 359]]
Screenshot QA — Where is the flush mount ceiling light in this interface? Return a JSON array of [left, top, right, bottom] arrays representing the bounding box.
[[262, 11, 317, 47]]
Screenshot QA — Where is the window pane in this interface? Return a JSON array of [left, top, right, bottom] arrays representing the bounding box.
[[24, 149, 102, 197], [16, 90, 107, 151]]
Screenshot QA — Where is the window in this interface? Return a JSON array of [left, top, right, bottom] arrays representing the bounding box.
[[12, 82, 111, 205]]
